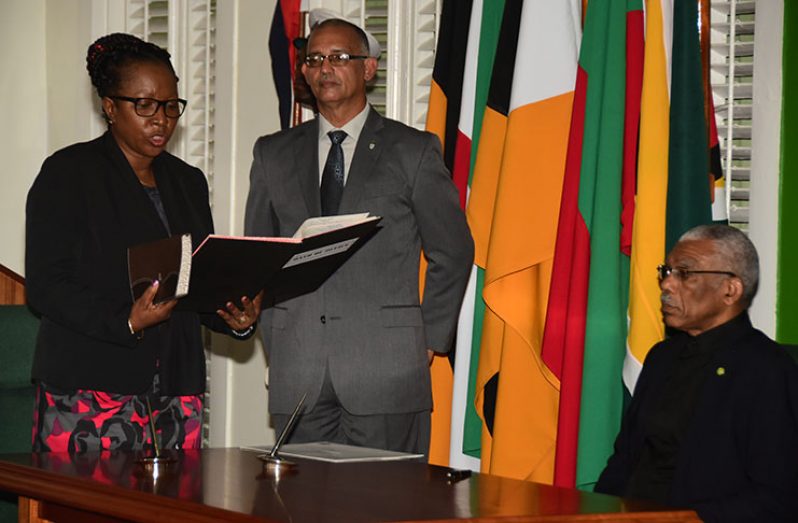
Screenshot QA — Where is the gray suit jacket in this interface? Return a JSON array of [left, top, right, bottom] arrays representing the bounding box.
[[244, 108, 474, 415]]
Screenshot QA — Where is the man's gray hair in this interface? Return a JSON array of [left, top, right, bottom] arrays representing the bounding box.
[[680, 224, 759, 306], [311, 18, 371, 56]]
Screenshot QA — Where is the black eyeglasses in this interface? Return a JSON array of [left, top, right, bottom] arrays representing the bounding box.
[[657, 264, 737, 282], [109, 96, 187, 118], [304, 53, 369, 68]]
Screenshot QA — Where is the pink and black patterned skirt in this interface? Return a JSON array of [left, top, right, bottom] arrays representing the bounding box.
[[32, 375, 203, 453]]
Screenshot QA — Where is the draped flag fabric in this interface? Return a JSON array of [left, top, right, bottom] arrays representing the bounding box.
[[626, 0, 716, 392], [268, 0, 301, 130], [464, 0, 524, 470], [425, 0, 474, 467], [625, 0, 673, 392], [471, 0, 581, 483], [575, 0, 643, 490], [542, 0, 643, 489], [665, 0, 713, 250], [425, 0, 720, 483], [426, 0, 474, 175], [447, 0, 485, 471], [456, 0, 507, 467]]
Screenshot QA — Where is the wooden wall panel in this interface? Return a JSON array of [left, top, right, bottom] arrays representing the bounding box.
[[0, 265, 26, 305]]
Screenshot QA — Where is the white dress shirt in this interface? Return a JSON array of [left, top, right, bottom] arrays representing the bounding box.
[[316, 104, 371, 186]]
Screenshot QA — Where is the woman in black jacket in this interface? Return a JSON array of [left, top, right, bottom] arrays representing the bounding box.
[[25, 33, 259, 453]]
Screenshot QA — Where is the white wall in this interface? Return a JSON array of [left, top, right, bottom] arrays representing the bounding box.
[[45, 1, 98, 152], [0, 0, 49, 276], [0, 0, 99, 276], [748, 1, 784, 337], [749, 1, 784, 339]]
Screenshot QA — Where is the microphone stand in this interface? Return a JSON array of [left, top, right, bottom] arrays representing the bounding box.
[[259, 392, 307, 473]]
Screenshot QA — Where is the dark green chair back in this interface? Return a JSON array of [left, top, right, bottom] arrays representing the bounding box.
[[0, 305, 39, 523]]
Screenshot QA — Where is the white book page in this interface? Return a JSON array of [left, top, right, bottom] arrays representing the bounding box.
[[292, 213, 374, 239], [176, 233, 192, 297]]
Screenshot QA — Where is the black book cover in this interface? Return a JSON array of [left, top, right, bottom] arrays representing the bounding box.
[[179, 216, 382, 312], [127, 234, 192, 304], [261, 218, 381, 308], [178, 236, 299, 312]]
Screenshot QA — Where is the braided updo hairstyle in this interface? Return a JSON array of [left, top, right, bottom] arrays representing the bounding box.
[[86, 33, 178, 99]]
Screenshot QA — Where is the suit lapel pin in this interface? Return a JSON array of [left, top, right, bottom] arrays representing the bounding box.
[[716, 366, 726, 376], [369, 141, 376, 150]]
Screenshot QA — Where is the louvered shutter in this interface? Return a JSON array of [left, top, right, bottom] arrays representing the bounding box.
[[125, 0, 215, 186], [711, 0, 756, 231], [384, 0, 440, 128], [126, 0, 170, 47], [310, 0, 439, 127], [364, 0, 388, 114], [169, 1, 216, 188]]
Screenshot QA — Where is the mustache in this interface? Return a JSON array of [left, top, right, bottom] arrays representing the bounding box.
[[319, 71, 339, 82], [660, 293, 675, 306]]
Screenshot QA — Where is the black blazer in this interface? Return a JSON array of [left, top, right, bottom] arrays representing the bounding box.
[[26, 132, 234, 396], [596, 313, 798, 522]]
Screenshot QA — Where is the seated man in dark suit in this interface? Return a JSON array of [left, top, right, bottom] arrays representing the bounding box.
[[596, 224, 798, 522]]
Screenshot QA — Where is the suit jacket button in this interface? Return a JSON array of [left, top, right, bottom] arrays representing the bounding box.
[[320, 315, 326, 324]]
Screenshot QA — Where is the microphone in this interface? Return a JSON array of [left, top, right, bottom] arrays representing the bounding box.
[[259, 392, 307, 471], [136, 397, 177, 476]]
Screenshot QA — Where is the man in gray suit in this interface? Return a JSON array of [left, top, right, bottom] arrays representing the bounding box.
[[244, 17, 473, 454]]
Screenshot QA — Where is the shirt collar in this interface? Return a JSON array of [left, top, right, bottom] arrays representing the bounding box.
[[317, 104, 371, 144], [672, 311, 753, 358]]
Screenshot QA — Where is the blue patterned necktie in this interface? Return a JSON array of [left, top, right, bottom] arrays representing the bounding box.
[[320, 130, 347, 216]]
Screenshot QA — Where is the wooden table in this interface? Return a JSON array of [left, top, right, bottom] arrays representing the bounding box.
[[0, 448, 700, 522]]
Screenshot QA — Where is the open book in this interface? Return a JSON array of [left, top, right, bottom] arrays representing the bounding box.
[[175, 213, 381, 312]]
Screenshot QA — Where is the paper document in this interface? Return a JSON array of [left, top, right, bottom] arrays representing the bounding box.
[[242, 441, 424, 463]]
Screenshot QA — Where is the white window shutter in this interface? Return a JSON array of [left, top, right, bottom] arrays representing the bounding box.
[[125, 0, 170, 47], [170, 0, 216, 187], [363, 0, 388, 114], [311, 0, 439, 127], [385, 0, 440, 128], [123, 0, 215, 189], [710, 0, 756, 231]]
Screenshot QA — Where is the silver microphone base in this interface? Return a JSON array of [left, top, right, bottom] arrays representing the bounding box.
[[257, 454, 297, 476]]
